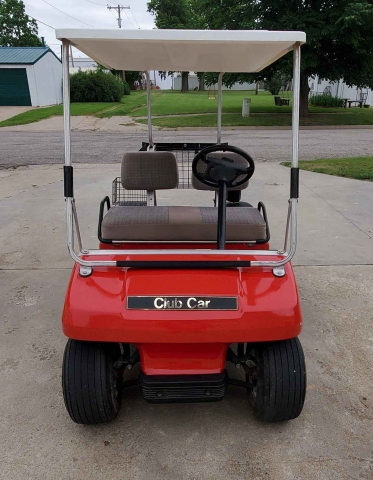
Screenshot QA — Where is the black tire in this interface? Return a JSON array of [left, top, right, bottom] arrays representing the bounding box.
[[248, 338, 306, 422], [62, 339, 122, 425]]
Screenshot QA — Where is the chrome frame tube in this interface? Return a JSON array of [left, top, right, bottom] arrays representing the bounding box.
[[144, 71, 153, 148], [62, 44, 302, 270], [72, 199, 82, 252], [217, 72, 224, 144], [251, 199, 297, 267], [62, 39, 71, 167], [291, 43, 301, 169], [283, 200, 292, 253], [82, 248, 284, 257]]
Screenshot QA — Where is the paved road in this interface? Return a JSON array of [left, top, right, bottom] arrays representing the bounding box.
[[0, 128, 372, 166]]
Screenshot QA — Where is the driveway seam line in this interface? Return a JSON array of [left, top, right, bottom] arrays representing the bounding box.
[[300, 182, 373, 240]]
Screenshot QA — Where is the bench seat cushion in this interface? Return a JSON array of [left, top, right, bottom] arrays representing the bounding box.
[[101, 206, 267, 242]]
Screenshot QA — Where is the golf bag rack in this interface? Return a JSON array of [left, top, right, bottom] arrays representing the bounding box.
[[112, 142, 228, 206]]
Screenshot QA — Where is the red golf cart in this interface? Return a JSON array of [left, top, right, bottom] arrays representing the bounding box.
[[57, 28, 307, 424]]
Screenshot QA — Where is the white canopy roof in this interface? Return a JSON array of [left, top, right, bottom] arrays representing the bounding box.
[[56, 29, 306, 73]]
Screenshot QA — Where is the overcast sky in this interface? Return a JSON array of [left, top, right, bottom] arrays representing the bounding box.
[[24, 0, 156, 57]]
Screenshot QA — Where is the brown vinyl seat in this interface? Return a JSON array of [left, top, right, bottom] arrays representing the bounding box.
[[101, 205, 267, 242], [100, 151, 268, 243]]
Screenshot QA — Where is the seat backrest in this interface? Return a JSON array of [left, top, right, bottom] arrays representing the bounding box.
[[192, 152, 250, 191], [121, 151, 179, 190]]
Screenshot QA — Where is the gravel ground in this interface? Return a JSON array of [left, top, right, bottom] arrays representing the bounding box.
[[0, 128, 372, 167]]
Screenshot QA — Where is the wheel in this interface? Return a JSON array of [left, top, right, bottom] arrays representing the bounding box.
[[62, 339, 123, 425], [248, 338, 306, 422]]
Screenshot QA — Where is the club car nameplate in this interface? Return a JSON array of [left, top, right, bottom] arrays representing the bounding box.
[[127, 296, 238, 311]]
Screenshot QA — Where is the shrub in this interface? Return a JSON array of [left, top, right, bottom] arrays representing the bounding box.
[[309, 95, 344, 108], [264, 73, 285, 95], [70, 70, 124, 102], [122, 80, 130, 95]]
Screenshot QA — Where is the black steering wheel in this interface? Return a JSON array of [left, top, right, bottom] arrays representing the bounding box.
[[192, 145, 255, 189]]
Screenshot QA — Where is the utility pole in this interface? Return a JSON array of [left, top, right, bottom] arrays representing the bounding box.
[[107, 4, 130, 81], [107, 4, 130, 29]]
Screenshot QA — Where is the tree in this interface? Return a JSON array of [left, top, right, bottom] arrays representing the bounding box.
[[199, 0, 373, 117], [0, 0, 41, 47], [148, 0, 200, 92]]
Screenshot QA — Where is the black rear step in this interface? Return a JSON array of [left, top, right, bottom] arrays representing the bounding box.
[[140, 371, 228, 403]]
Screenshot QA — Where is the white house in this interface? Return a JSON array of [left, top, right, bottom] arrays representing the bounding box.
[[0, 47, 62, 106], [309, 75, 373, 106], [69, 56, 98, 74], [173, 73, 258, 91]]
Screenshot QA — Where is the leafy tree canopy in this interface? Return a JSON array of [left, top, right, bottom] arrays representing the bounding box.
[[0, 0, 41, 47], [199, 0, 373, 115]]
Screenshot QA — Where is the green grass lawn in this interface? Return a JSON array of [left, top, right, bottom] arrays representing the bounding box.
[[1, 89, 372, 128], [130, 90, 289, 116], [282, 157, 373, 181]]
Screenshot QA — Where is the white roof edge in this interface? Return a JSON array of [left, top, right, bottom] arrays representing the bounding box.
[[56, 29, 306, 45], [55, 29, 306, 73]]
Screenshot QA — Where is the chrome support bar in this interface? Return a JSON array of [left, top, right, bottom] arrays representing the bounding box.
[[62, 45, 302, 272], [62, 39, 71, 167], [251, 199, 297, 267], [292, 43, 301, 169], [283, 200, 292, 253], [67, 198, 117, 267], [72, 199, 82, 252], [217, 72, 224, 144], [82, 248, 285, 257], [144, 70, 153, 148]]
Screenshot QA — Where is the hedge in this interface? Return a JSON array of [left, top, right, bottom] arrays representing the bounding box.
[[70, 70, 125, 102], [309, 95, 344, 108]]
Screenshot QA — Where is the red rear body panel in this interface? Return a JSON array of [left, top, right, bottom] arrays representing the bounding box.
[[62, 243, 302, 374]]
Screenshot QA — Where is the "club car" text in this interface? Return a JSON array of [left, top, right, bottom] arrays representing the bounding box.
[[154, 297, 211, 309]]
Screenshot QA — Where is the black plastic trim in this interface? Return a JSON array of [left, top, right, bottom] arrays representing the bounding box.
[[217, 180, 228, 250], [116, 260, 251, 269], [141, 142, 228, 152], [291, 167, 299, 199], [64, 166, 73, 197], [98, 196, 111, 243], [140, 371, 227, 403]]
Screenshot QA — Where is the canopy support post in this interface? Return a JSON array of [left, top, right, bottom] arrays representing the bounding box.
[[63, 39, 82, 264], [276, 41, 301, 276], [62, 39, 71, 167], [291, 43, 301, 171], [217, 72, 224, 144], [144, 71, 153, 148]]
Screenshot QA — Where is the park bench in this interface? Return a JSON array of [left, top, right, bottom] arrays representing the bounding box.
[[346, 92, 368, 108], [274, 95, 290, 106]]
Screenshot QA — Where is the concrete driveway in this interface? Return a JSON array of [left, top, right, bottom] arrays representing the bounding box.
[[0, 164, 372, 479], [0, 106, 35, 122]]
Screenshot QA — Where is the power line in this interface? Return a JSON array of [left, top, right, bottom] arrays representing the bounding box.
[[30, 17, 55, 29], [85, 0, 107, 5], [108, 9, 118, 20], [129, 8, 141, 29], [42, 0, 95, 27], [123, 9, 135, 28]]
